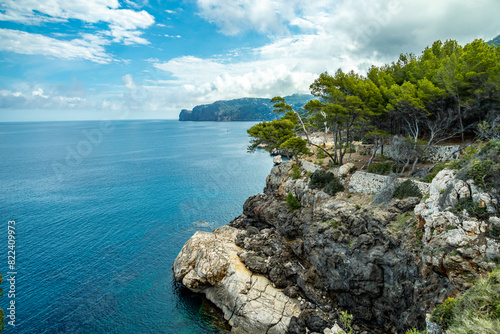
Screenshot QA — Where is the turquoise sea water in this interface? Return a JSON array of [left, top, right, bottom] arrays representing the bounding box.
[[0, 120, 274, 333]]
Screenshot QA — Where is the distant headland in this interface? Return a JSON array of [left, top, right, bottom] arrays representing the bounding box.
[[178, 94, 313, 121]]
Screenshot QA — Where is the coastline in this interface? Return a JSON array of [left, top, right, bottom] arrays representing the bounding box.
[[173, 158, 500, 333]]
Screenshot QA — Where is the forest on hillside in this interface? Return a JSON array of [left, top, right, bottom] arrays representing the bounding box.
[[248, 38, 500, 175]]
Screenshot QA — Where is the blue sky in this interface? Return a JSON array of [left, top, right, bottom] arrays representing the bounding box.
[[0, 0, 499, 121]]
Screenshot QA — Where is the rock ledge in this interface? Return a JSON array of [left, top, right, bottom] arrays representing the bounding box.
[[173, 225, 301, 333]]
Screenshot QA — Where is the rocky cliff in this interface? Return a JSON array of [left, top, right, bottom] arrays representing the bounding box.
[[178, 95, 313, 121], [174, 161, 500, 333]]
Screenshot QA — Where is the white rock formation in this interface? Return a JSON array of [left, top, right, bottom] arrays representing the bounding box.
[[414, 169, 500, 287], [338, 163, 355, 178], [173, 225, 301, 333]]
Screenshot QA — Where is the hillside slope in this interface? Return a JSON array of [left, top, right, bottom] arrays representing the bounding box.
[[179, 94, 313, 121]]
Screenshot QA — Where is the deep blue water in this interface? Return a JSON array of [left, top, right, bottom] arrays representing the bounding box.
[[0, 120, 274, 333]]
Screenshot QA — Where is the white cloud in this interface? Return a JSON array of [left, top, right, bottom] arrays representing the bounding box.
[[32, 88, 48, 98], [195, 0, 500, 49], [0, 28, 113, 63], [0, 0, 155, 45], [164, 34, 181, 38], [0, 86, 93, 110], [153, 55, 316, 108], [122, 74, 136, 89], [149, 0, 500, 117]]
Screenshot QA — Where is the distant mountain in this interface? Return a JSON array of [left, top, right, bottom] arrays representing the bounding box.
[[178, 94, 314, 121], [487, 34, 500, 46]]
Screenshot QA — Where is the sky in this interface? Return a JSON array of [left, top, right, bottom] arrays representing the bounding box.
[[0, 0, 499, 121]]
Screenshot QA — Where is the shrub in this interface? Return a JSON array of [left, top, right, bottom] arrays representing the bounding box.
[[468, 159, 493, 189], [453, 197, 490, 220], [488, 221, 500, 240], [431, 297, 457, 329], [290, 165, 301, 179], [405, 329, 424, 334], [393, 180, 423, 199], [309, 170, 344, 196], [432, 267, 500, 334], [368, 161, 396, 175], [431, 267, 500, 333], [316, 150, 326, 159], [310, 170, 335, 187], [323, 177, 344, 196], [286, 192, 301, 212], [339, 310, 354, 334]]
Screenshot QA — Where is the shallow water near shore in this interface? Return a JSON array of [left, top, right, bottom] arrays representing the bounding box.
[[0, 120, 273, 333]]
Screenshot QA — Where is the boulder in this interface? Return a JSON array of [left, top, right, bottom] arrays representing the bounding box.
[[338, 163, 355, 178], [273, 155, 283, 165], [173, 225, 301, 333]]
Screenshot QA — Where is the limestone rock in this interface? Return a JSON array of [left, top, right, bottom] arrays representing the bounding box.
[[300, 160, 321, 174], [414, 168, 500, 289], [338, 163, 355, 178], [273, 155, 283, 165], [173, 225, 301, 333]]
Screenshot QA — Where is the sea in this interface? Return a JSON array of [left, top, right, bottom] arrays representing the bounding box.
[[0, 120, 274, 334]]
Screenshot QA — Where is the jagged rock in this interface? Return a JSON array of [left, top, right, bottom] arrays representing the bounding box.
[[273, 155, 283, 165], [174, 162, 499, 333], [233, 163, 452, 333], [415, 169, 500, 289], [173, 225, 301, 333]]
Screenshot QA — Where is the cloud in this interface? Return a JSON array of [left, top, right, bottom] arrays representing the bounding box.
[[0, 29, 113, 63], [152, 55, 316, 107], [0, 0, 155, 45], [0, 87, 92, 109], [32, 88, 49, 98], [122, 74, 136, 89], [149, 0, 500, 117], [195, 0, 500, 50]]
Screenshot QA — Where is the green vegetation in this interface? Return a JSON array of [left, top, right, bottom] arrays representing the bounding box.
[[309, 170, 344, 196], [280, 137, 310, 164], [368, 161, 396, 175], [316, 149, 327, 159], [456, 140, 500, 192], [432, 297, 458, 330], [405, 329, 425, 334], [303, 38, 499, 174], [247, 118, 297, 153], [431, 267, 500, 333], [290, 165, 301, 179], [179, 95, 313, 121], [453, 197, 490, 220], [391, 211, 414, 232], [393, 180, 423, 199], [286, 192, 301, 212], [339, 310, 354, 334]]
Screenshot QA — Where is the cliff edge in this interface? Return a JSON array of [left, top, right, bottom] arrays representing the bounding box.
[[174, 160, 500, 333]]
